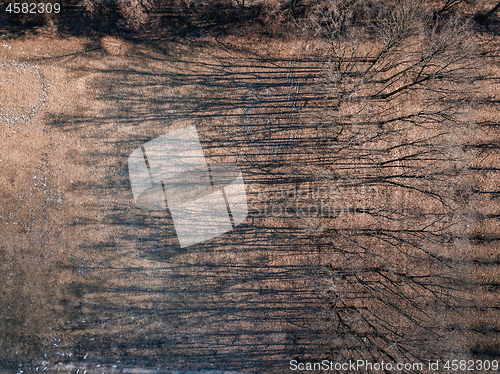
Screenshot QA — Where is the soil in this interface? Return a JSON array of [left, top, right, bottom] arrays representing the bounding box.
[[0, 18, 499, 373]]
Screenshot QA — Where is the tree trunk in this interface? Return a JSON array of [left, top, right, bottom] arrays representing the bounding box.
[[485, 1, 500, 20]]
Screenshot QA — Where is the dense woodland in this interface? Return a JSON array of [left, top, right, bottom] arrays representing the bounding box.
[[0, 0, 499, 35]]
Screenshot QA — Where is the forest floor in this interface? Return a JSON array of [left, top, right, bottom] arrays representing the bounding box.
[[0, 17, 499, 373]]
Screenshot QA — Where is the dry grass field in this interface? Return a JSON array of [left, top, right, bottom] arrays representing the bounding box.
[[0, 1, 499, 372]]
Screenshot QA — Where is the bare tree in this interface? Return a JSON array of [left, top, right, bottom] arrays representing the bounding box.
[[485, 1, 500, 20], [300, 0, 479, 368], [79, 0, 162, 31], [437, 0, 467, 14]]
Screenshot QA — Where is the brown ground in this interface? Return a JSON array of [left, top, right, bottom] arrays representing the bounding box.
[[0, 33, 327, 373], [0, 10, 499, 373]]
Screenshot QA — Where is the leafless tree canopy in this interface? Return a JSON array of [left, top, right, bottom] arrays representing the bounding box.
[[296, 0, 481, 366]]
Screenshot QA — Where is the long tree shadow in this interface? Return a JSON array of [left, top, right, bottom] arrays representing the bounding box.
[[36, 37, 332, 373], [34, 36, 500, 373]]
